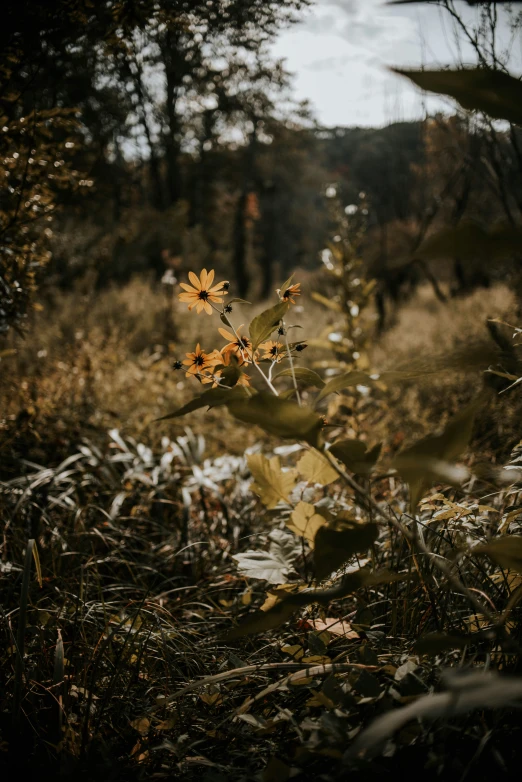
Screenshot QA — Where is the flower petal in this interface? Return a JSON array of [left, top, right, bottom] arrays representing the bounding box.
[[179, 282, 197, 293], [188, 271, 201, 289], [218, 327, 235, 341], [203, 301, 213, 315], [205, 269, 215, 288]]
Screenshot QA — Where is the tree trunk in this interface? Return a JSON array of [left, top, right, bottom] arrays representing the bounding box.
[[232, 191, 250, 298], [232, 122, 258, 297], [163, 34, 183, 206]]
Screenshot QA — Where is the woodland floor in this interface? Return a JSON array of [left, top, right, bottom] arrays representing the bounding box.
[[1, 280, 522, 781]]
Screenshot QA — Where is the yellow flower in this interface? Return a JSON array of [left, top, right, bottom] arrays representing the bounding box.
[[200, 369, 223, 388], [182, 344, 221, 377], [259, 340, 284, 362], [218, 324, 252, 364], [200, 349, 251, 387], [280, 282, 301, 304], [178, 269, 228, 314]]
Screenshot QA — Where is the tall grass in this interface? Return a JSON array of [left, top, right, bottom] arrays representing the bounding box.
[[1, 276, 521, 779]]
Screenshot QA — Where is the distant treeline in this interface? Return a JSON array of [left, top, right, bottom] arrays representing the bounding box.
[[2, 0, 522, 336]]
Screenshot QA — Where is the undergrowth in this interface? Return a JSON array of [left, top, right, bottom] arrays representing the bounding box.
[[1, 278, 522, 781]]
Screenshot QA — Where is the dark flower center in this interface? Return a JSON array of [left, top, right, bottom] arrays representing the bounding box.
[[194, 355, 205, 366], [236, 336, 250, 350], [283, 289, 291, 299], [270, 346, 278, 356], [198, 290, 209, 300]]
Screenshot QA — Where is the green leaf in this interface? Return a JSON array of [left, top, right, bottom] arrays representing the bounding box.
[[314, 521, 379, 581], [226, 568, 409, 639], [229, 393, 324, 447], [349, 670, 522, 760], [217, 356, 242, 387], [249, 302, 289, 349], [247, 453, 298, 509], [220, 312, 233, 327], [352, 670, 381, 698], [274, 367, 325, 389], [297, 449, 339, 486], [278, 273, 295, 296], [156, 385, 250, 421], [286, 501, 327, 546], [473, 536, 522, 574], [393, 396, 482, 512], [329, 440, 382, 475], [226, 600, 300, 640], [279, 388, 297, 399], [414, 633, 475, 656], [316, 371, 372, 402], [392, 67, 522, 126]]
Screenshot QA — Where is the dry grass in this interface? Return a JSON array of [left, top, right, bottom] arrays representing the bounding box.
[[1, 277, 516, 457], [2, 275, 522, 780]]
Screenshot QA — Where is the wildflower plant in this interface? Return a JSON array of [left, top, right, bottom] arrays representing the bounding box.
[[163, 265, 510, 647], [312, 190, 375, 372]]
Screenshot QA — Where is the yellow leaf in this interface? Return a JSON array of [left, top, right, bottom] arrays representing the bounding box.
[[297, 449, 339, 486], [200, 691, 222, 706], [432, 508, 459, 521], [241, 589, 252, 606], [281, 645, 305, 660], [130, 717, 150, 736], [289, 676, 313, 686], [286, 501, 327, 547], [394, 396, 482, 512], [307, 617, 359, 639], [306, 690, 335, 708], [247, 453, 298, 509], [156, 718, 177, 731], [260, 584, 301, 612], [301, 655, 331, 664]]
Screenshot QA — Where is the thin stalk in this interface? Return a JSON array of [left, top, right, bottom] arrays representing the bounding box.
[[321, 449, 498, 625], [216, 305, 279, 395], [282, 324, 301, 405], [13, 539, 35, 723]]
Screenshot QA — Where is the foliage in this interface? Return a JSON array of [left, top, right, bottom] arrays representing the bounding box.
[[3, 1, 522, 779], [2, 272, 522, 779]]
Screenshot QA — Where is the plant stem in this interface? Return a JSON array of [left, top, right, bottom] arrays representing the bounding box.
[[217, 305, 279, 395], [282, 323, 301, 405], [321, 449, 498, 626]]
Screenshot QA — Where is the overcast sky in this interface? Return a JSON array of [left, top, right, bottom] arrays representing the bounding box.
[[271, 0, 522, 127]]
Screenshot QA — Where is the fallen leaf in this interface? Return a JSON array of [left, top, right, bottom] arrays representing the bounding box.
[[307, 618, 359, 639]]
